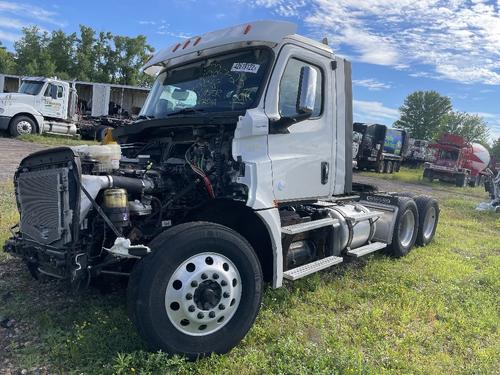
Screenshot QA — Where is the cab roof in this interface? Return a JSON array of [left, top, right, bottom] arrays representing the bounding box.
[[142, 20, 298, 76]]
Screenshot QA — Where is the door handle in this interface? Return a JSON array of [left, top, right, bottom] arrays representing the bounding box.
[[321, 162, 329, 185]]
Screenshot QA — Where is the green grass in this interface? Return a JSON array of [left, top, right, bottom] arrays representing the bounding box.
[[17, 134, 99, 146], [360, 167, 488, 199], [0, 181, 499, 374]]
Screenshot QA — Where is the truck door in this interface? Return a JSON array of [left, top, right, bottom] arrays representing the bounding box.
[[40, 83, 65, 119], [266, 45, 333, 202]]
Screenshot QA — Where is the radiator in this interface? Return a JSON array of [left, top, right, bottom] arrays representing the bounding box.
[[17, 168, 71, 245]]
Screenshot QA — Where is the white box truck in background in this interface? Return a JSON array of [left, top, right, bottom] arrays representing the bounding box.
[[0, 74, 149, 138]]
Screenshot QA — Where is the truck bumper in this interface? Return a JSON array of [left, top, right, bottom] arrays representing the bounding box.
[[0, 115, 11, 131]]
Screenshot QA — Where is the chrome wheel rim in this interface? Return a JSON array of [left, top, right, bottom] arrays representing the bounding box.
[[423, 206, 436, 240], [16, 120, 33, 135], [399, 210, 416, 248], [165, 252, 242, 336]]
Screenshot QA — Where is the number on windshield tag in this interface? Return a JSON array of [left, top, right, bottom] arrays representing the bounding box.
[[231, 63, 260, 73]]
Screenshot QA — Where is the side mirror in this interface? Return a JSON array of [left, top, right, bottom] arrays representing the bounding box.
[[50, 85, 58, 99], [297, 65, 317, 114], [271, 66, 318, 133]]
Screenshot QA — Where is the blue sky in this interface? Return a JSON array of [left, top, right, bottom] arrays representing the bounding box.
[[0, 0, 499, 141]]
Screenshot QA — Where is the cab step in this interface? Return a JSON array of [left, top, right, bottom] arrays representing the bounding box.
[[283, 255, 343, 281], [346, 241, 386, 257], [281, 217, 337, 235]]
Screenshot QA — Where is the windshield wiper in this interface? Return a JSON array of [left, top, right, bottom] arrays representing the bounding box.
[[137, 115, 155, 120], [167, 108, 206, 117]]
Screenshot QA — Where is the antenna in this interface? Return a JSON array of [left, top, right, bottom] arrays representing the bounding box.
[[321, 37, 329, 45]]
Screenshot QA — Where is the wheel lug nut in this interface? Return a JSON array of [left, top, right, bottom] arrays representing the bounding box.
[[186, 293, 193, 300], [209, 311, 215, 318], [213, 273, 219, 279], [197, 312, 204, 319], [188, 305, 196, 312], [191, 280, 198, 287], [219, 304, 225, 310], [201, 273, 208, 280], [223, 292, 230, 298], [221, 280, 227, 286]]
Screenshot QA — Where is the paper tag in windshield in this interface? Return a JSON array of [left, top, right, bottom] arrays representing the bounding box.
[[231, 63, 260, 73]]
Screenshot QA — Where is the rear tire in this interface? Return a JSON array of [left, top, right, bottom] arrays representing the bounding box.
[[387, 161, 394, 174], [387, 197, 419, 257], [423, 168, 433, 182], [413, 196, 439, 246], [377, 162, 384, 173], [127, 222, 263, 359], [9, 115, 36, 137]]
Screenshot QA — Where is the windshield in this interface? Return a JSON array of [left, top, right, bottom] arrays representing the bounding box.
[[19, 81, 45, 96], [141, 48, 272, 118]]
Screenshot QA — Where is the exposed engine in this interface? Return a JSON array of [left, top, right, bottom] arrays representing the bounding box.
[[5, 124, 247, 286]]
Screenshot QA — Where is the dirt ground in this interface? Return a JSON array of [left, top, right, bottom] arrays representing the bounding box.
[[0, 138, 48, 182]]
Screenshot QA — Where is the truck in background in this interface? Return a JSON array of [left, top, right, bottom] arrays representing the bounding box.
[[423, 133, 491, 187], [353, 122, 408, 173], [5, 21, 439, 359], [0, 74, 149, 139], [403, 138, 436, 168]]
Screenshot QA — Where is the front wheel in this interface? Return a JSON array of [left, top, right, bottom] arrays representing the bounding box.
[[9, 115, 36, 137], [455, 174, 466, 187], [127, 222, 263, 359]]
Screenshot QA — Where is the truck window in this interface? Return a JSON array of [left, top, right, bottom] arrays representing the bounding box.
[[278, 58, 322, 118], [141, 47, 272, 118], [57, 86, 64, 98], [44, 84, 52, 97], [18, 81, 45, 96]]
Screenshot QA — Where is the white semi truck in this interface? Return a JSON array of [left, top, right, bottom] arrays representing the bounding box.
[[5, 21, 439, 359], [0, 75, 149, 138]]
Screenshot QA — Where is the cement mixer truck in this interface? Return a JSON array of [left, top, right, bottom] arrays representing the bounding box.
[[423, 133, 491, 187]]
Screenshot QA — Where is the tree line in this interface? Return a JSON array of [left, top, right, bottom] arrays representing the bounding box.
[[0, 25, 154, 87]]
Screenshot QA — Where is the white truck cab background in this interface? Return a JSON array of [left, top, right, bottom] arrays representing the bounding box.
[[0, 76, 76, 135]]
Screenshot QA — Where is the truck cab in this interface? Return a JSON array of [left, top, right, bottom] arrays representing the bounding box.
[[5, 21, 439, 359], [0, 77, 77, 136]]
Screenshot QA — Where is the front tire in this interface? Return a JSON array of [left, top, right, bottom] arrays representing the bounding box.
[[9, 115, 36, 137], [127, 222, 263, 359], [455, 174, 466, 187]]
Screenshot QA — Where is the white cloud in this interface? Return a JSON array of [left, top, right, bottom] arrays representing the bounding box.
[[0, 1, 63, 26], [0, 16, 28, 30], [353, 100, 399, 125], [251, 0, 500, 85], [139, 20, 157, 25], [0, 29, 19, 42], [353, 78, 391, 90], [476, 112, 500, 140]]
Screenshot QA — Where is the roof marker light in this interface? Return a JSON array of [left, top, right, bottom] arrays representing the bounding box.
[[193, 36, 202, 46], [243, 24, 252, 35], [183, 40, 191, 49], [172, 43, 181, 52]]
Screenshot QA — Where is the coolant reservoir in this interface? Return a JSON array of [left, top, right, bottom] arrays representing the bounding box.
[[73, 144, 122, 173]]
